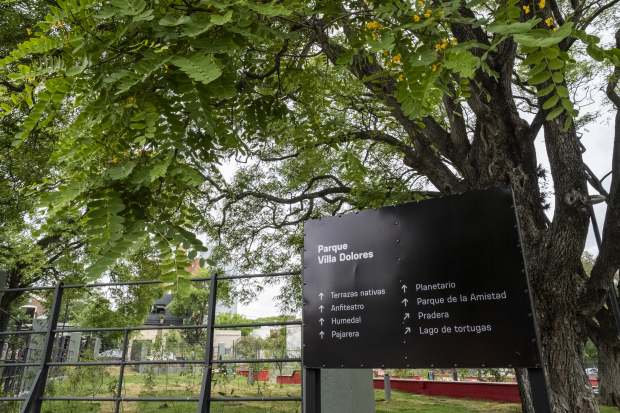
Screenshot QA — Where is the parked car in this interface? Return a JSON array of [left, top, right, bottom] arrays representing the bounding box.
[[586, 368, 598, 375], [146, 352, 176, 361], [98, 349, 122, 360]]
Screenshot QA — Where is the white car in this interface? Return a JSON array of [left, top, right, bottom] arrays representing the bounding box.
[[98, 349, 122, 360], [146, 352, 176, 361], [586, 368, 598, 375]]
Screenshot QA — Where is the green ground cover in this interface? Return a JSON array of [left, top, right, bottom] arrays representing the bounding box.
[[16, 370, 617, 413]]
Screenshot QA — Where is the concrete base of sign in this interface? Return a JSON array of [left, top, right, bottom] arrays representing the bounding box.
[[304, 369, 375, 413]]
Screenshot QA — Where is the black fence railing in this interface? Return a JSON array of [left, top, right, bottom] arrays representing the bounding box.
[[0, 270, 303, 413]]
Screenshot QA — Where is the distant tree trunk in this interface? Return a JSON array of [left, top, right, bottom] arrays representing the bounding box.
[[587, 303, 620, 409], [515, 368, 535, 413]]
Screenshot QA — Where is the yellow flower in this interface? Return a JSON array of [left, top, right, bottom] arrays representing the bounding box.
[[393, 53, 401, 63], [138, 150, 142, 156], [315, 120, 320, 124], [523, 5, 530, 13], [435, 44, 441, 51], [439, 11, 444, 17], [383, 50, 388, 56], [418, 1, 423, 6], [27, 29, 32, 35], [441, 43, 447, 49], [388, 62, 392, 66], [28, 77, 34, 82], [113, 157, 118, 163], [414, 15, 420, 21], [424, 10, 432, 18], [399, 74, 404, 81], [124, 152, 128, 157], [52, 22, 57, 28], [58, 21, 64, 28], [553, 27, 558, 31], [545, 17, 553, 26], [372, 33, 377, 40], [165, 65, 168, 69], [452, 38, 457, 45], [539, 0, 545, 8]]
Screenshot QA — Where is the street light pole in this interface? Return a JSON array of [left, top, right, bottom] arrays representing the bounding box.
[[589, 195, 620, 333]]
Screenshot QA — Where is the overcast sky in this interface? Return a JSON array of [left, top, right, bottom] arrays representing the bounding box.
[[218, 98, 617, 318]]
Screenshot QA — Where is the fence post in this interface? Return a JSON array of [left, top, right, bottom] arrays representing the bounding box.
[[0, 270, 9, 360], [248, 368, 253, 385], [384, 373, 391, 401], [114, 329, 130, 413], [21, 282, 64, 413], [197, 273, 218, 413]]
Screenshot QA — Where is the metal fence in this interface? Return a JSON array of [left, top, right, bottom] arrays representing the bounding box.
[[0, 271, 303, 413]]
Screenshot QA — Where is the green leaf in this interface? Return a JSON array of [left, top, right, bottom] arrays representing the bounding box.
[[548, 58, 564, 70], [171, 52, 222, 85], [535, 83, 555, 97], [551, 72, 563, 83], [528, 71, 551, 85], [108, 161, 136, 180], [558, 85, 568, 98], [563, 116, 572, 132], [543, 95, 559, 109], [586, 44, 605, 62], [211, 10, 233, 25], [546, 106, 565, 121], [206, 258, 216, 266], [561, 98, 574, 111]]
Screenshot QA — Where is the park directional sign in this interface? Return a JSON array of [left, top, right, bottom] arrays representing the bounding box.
[[302, 185, 542, 369]]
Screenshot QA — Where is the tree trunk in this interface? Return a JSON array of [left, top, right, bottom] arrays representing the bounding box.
[[516, 368, 535, 413], [597, 336, 620, 408], [587, 302, 620, 409]]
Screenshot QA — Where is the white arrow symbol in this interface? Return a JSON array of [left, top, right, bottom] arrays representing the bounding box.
[[319, 305, 324, 313], [319, 293, 324, 300], [404, 313, 410, 320], [401, 285, 407, 292], [319, 318, 324, 325], [320, 331, 325, 339], [405, 327, 411, 334], [402, 298, 408, 307]]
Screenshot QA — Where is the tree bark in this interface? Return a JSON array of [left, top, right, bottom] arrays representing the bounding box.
[[515, 368, 535, 413], [587, 302, 620, 409]]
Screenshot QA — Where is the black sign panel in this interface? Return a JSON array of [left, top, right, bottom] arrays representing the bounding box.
[[302, 186, 541, 369]]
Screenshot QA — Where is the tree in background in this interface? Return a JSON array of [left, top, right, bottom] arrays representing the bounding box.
[[265, 327, 288, 388], [169, 268, 232, 343], [583, 250, 620, 408], [214, 312, 256, 336]]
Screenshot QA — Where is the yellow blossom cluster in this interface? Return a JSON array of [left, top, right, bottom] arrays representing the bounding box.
[[452, 38, 457, 45], [424, 9, 432, 18], [523, 5, 530, 13], [51, 21, 65, 28], [414, 15, 420, 21], [398, 74, 404, 81], [392, 53, 402, 63], [539, 0, 545, 8], [418, 1, 423, 6], [545, 17, 553, 26], [27, 29, 32, 35], [432, 62, 441, 71], [366, 21, 383, 30]]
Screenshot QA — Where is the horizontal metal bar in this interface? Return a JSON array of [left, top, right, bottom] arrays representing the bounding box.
[[46, 359, 206, 367], [217, 271, 300, 280], [0, 272, 301, 293], [212, 358, 301, 364], [211, 397, 302, 402], [40, 397, 200, 402], [0, 330, 43, 336], [53, 324, 209, 333], [0, 286, 55, 293], [0, 362, 39, 367], [214, 321, 301, 328], [62, 278, 211, 289], [0, 397, 27, 401]]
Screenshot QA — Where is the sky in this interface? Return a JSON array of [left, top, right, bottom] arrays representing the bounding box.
[[216, 96, 617, 319]]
